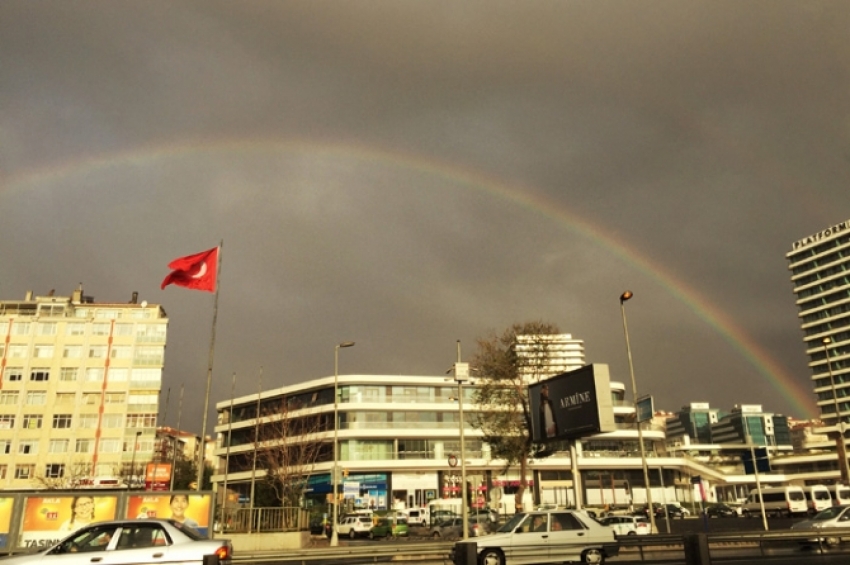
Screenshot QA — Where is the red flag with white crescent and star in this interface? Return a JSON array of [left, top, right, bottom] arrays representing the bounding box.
[[160, 247, 218, 292]]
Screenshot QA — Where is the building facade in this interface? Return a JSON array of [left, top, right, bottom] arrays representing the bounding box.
[[787, 218, 850, 429], [0, 287, 165, 489]]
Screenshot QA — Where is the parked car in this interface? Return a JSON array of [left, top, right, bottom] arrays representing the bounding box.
[[336, 515, 374, 539], [704, 503, 739, 518], [790, 504, 850, 546], [600, 515, 651, 536], [635, 503, 688, 519], [370, 516, 409, 539], [0, 519, 232, 565], [452, 510, 618, 565], [430, 516, 490, 539]]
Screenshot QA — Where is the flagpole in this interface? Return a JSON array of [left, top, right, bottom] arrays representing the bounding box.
[[197, 240, 223, 492], [248, 366, 263, 534], [219, 372, 236, 539], [170, 384, 184, 491]]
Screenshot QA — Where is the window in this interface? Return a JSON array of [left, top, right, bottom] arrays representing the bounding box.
[[0, 440, 10, 454], [48, 439, 69, 453], [26, 392, 47, 405], [63, 345, 82, 358], [4, 368, 23, 381], [23, 415, 43, 429], [129, 393, 158, 405], [37, 322, 57, 335], [60, 367, 79, 381], [19, 440, 38, 455], [27, 390, 47, 406], [102, 414, 123, 428], [105, 393, 125, 404], [0, 416, 15, 429], [45, 464, 64, 478], [127, 414, 157, 428], [12, 321, 30, 335], [83, 393, 101, 405], [0, 344, 4, 357], [30, 369, 50, 381], [0, 465, 6, 479], [136, 324, 166, 342], [56, 393, 76, 404], [15, 465, 34, 479], [33, 345, 54, 358], [7, 345, 25, 358], [85, 368, 105, 382], [88, 346, 106, 358], [110, 345, 131, 359], [131, 368, 161, 382], [95, 309, 119, 319], [0, 392, 19, 405], [66, 322, 85, 336], [134, 346, 164, 365], [109, 368, 128, 381], [92, 323, 111, 336], [79, 415, 98, 428], [115, 324, 134, 336], [99, 439, 121, 452], [76, 439, 94, 453], [53, 414, 73, 428]]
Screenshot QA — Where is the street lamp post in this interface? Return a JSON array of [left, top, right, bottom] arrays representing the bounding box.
[[619, 291, 656, 534], [824, 337, 850, 484], [330, 341, 355, 547], [130, 431, 142, 489]]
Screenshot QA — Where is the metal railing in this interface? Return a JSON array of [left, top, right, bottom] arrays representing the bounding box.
[[220, 506, 309, 533]]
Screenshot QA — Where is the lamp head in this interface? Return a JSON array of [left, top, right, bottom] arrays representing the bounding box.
[[620, 290, 634, 303], [823, 337, 832, 345], [338, 341, 355, 348]]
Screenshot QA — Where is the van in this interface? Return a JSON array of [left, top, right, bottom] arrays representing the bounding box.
[[742, 486, 807, 518], [403, 508, 429, 527], [829, 484, 850, 506], [804, 485, 833, 514]]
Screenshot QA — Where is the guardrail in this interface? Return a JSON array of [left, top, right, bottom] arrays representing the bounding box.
[[231, 527, 850, 564]]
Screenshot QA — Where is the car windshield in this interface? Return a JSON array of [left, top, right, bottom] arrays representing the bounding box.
[[813, 507, 844, 521], [498, 513, 528, 533]]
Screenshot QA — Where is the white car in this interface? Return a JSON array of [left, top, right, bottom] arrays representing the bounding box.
[[0, 519, 232, 565], [336, 515, 374, 539], [600, 515, 650, 536], [452, 510, 619, 565]]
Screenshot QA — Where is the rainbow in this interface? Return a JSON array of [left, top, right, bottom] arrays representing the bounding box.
[[1, 137, 818, 418]]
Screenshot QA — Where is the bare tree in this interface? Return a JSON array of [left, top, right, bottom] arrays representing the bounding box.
[[31, 459, 98, 490], [251, 396, 329, 510], [471, 321, 561, 512]]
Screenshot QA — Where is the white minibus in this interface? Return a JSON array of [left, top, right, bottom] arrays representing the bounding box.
[[830, 484, 850, 506], [804, 485, 833, 513], [742, 486, 807, 518]]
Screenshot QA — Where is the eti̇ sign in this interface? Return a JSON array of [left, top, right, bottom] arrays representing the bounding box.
[[529, 364, 616, 442]]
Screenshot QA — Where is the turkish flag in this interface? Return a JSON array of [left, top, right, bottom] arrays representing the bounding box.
[[160, 247, 218, 292]]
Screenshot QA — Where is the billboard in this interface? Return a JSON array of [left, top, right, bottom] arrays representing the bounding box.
[[144, 462, 172, 491], [529, 364, 616, 442], [126, 493, 212, 536], [0, 497, 12, 549], [19, 495, 117, 549]]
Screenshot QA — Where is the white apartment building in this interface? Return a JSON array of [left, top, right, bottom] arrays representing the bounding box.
[[0, 287, 165, 489]]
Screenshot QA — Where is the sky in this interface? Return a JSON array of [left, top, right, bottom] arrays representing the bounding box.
[[1, 1, 848, 433]]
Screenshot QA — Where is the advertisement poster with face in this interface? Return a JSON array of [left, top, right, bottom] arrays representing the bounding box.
[[20, 495, 117, 549], [127, 494, 211, 535], [0, 497, 12, 549]]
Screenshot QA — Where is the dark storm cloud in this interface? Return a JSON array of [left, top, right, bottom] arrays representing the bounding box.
[[1, 0, 848, 430]]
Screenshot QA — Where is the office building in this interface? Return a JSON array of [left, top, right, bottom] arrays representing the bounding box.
[[787, 218, 850, 427], [0, 287, 165, 489]]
